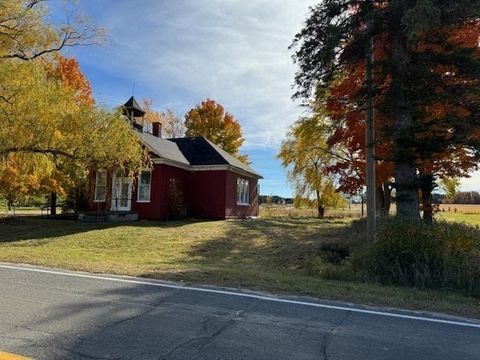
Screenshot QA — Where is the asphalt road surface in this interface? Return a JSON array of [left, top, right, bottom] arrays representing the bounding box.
[[0, 263, 479, 360]]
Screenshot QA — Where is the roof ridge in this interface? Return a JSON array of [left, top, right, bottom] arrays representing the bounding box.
[[141, 132, 262, 178]]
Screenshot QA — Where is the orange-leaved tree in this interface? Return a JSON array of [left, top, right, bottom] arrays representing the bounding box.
[[44, 55, 95, 106], [185, 99, 248, 163], [322, 25, 480, 222], [292, 0, 480, 221]]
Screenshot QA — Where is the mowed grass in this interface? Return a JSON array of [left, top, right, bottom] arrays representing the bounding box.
[[0, 216, 479, 318], [437, 211, 480, 226]]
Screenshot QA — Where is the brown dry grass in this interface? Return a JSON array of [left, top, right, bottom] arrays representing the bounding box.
[[437, 204, 480, 214], [260, 204, 364, 219]]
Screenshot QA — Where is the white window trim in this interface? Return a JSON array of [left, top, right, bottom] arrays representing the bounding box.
[[236, 178, 250, 206], [137, 170, 152, 203], [93, 170, 107, 202]]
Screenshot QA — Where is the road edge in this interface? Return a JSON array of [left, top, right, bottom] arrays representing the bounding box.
[[1, 261, 479, 329]]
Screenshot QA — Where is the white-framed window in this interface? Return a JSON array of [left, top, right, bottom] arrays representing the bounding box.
[[237, 178, 250, 205], [94, 170, 107, 202], [137, 170, 152, 202]]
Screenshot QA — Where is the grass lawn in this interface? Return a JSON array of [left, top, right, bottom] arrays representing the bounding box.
[[0, 216, 479, 318], [436, 211, 480, 226]]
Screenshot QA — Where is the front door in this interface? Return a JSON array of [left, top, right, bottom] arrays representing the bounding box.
[[111, 172, 132, 211]]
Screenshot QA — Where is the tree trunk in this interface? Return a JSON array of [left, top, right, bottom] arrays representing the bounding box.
[[391, 17, 420, 221], [50, 192, 57, 216], [383, 182, 392, 215], [419, 173, 435, 225], [361, 192, 364, 217], [376, 183, 393, 216], [376, 186, 385, 216], [421, 189, 433, 225], [316, 190, 325, 219], [394, 162, 419, 220], [318, 205, 325, 219], [6, 196, 13, 211]]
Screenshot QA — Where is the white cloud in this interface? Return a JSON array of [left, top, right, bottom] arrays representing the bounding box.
[[461, 171, 480, 192], [73, 0, 316, 148]]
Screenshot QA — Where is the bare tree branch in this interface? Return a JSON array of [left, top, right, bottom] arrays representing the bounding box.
[[0, 0, 106, 61]]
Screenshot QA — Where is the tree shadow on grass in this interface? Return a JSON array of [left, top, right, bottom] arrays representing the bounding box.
[[0, 215, 209, 243], [148, 218, 353, 286]]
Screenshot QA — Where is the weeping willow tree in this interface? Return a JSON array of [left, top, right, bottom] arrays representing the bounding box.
[[0, 60, 149, 212], [0, 1, 148, 213], [278, 112, 345, 218]]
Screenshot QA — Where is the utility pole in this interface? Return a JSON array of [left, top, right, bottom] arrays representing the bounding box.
[[365, 35, 376, 242]]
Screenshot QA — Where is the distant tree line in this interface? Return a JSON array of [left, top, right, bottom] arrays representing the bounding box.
[[259, 195, 294, 205], [443, 192, 480, 205]]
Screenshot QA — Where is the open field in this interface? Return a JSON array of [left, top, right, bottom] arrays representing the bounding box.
[[261, 204, 480, 225], [436, 212, 480, 226], [0, 216, 479, 318], [2, 203, 480, 219], [260, 204, 364, 218], [438, 204, 480, 214]]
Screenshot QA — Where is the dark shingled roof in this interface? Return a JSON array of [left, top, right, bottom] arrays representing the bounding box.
[[123, 96, 146, 117], [139, 134, 261, 178], [169, 137, 262, 178], [168, 137, 227, 166]]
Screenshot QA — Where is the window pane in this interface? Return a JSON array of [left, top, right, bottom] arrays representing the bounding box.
[[141, 171, 151, 185], [138, 171, 151, 201], [96, 170, 107, 187], [237, 179, 242, 203], [139, 186, 148, 200], [237, 178, 249, 204], [95, 186, 106, 202], [94, 170, 107, 201]]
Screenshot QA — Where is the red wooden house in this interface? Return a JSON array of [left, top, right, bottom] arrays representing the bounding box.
[[86, 97, 262, 221]]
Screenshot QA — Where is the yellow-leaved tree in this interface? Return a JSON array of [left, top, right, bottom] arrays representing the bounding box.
[[0, 1, 147, 214], [0, 60, 148, 213], [278, 112, 345, 218], [0, 0, 104, 62]]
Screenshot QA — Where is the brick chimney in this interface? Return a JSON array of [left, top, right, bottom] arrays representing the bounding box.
[[152, 122, 162, 138]]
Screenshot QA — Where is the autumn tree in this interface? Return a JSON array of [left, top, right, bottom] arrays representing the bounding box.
[[142, 99, 185, 138], [278, 112, 342, 218], [0, 1, 146, 214], [440, 178, 461, 204], [0, 153, 50, 211], [291, 0, 480, 221], [322, 36, 479, 221], [41, 54, 96, 213], [0, 60, 147, 214], [185, 99, 248, 163], [161, 109, 186, 138], [0, 0, 104, 62], [44, 55, 95, 105]]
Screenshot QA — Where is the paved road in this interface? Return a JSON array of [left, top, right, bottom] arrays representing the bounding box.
[[0, 264, 479, 360]]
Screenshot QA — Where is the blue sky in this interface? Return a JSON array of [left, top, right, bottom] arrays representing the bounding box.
[[53, 0, 480, 196]]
